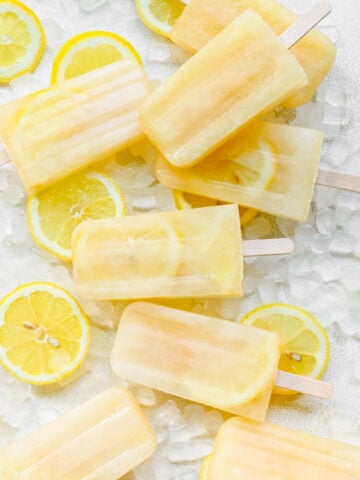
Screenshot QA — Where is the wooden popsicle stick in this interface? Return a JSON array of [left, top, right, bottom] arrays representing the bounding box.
[[243, 238, 294, 257], [316, 169, 360, 192], [279, 1, 332, 49], [275, 370, 333, 399], [0, 148, 10, 167]]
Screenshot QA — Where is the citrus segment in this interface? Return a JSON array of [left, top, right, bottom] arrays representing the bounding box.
[[172, 190, 258, 227], [51, 30, 142, 84], [0, 0, 45, 83], [135, 0, 185, 38], [0, 283, 90, 384], [27, 171, 126, 262], [241, 303, 330, 395]]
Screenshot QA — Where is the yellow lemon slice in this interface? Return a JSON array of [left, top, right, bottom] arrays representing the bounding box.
[[241, 303, 330, 395], [51, 30, 142, 84], [199, 455, 211, 480], [198, 140, 277, 190], [172, 190, 258, 227], [0, 0, 45, 83], [0, 282, 90, 385], [135, 0, 185, 38], [27, 171, 126, 262]]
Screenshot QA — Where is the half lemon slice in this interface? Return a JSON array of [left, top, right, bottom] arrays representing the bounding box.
[[0, 0, 45, 83], [135, 0, 185, 38], [241, 303, 330, 395], [51, 30, 142, 84], [0, 282, 90, 385], [27, 171, 126, 262]]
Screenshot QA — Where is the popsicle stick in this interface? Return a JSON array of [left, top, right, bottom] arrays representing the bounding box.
[[316, 169, 360, 192], [0, 148, 10, 167], [279, 1, 332, 49], [276, 370, 333, 399], [243, 238, 294, 257]]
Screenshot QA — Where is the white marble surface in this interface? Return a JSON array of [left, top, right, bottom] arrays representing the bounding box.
[[0, 1, 359, 479]]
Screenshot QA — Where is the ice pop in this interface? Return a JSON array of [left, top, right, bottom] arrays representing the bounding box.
[[205, 417, 360, 479], [140, 8, 308, 168], [0, 60, 152, 194], [72, 204, 293, 301], [0, 388, 157, 480], [171, 0, 336, 108], [156, 121, 323, 221], [111, 302, 332, 422]]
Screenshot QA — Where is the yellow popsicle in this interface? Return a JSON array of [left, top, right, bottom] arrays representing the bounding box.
[[206, 417, 360, 479], [0, 60, 152, 194], [0, 388, 157, 480], [111, 302, 282, 421], [156, 122, 323, 221], [170, 0, 336, 108], [72, 204, 243, 300], [140, 9, 308, 168]]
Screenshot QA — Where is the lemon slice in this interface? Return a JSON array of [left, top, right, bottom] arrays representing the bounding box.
[[0, 282, 90, 385], [27, 171, 126, 262], [198, 140, 277, 190], [241, 303, 330, 395], [135, 0, 185, 38], [172, 190, 258, 227], [51, 30, 142, 84], [0, 0, 45, 83], [199, 456, 211, 480]]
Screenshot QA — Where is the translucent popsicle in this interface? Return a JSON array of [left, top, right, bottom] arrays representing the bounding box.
[[140, 9, 308, 168], [111, 303, 332, 422], [170, 0, 336, 108], [72, 204, 243, 300], [0, 60, 152, 194], [205, 417, 360, 479], [0, 388, 157, 480], [156, 121, 323, 221]]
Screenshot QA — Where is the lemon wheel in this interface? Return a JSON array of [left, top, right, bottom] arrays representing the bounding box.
[[51, 30, 142, 84], [0, 283, 90, 385], [135, 0, 185, 38], [199, 455, 211, 480], [241, 303, 330, 395], [27, 171, 126, 262], [0, 0, 45, 83]]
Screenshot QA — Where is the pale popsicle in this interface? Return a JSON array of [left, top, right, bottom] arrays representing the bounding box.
[[140, 9, 308, 168], [156, 121, 323, 221], [0, 60, 152, 194], [72, 204, 243, 300], [0, 388, 157, 480], [111, 302, 331, 422], [111, 302, 282, 421], [170, 0, 336, 108], [205, 417, 360, 479]]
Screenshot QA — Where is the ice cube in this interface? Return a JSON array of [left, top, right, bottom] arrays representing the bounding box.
[[89, 326, 115, 358], [167, 439, 213, 463], [339, 263, 360, 291], [323, 104, 352, 126], [133, 463, 157, 480], [42, 18, 65, 50], [204, 410, 223, 436], [324, 86, 350, 107], [244, 216, 272, 240], [326, 137, 351, 166], [329, 231, 354, 255], [128, 384, 156, 407], [310, 233, 332, 254], [257, 278, 278, 304], [316, 208, 336, 236], [78, 0, 107, 12], [150, 400, 182, 429]]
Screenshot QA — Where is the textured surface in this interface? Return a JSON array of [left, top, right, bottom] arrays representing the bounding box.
[[0, 1, 359, 479]]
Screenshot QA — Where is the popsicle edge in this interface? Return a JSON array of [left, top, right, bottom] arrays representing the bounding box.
[[279, 1, 332, 49], [316, 169, 360, 192], [243, 238, 294, 257], [275, 370, 333, 399]]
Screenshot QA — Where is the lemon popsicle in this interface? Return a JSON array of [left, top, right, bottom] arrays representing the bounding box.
[[0, 60, 152, 194], [72, 204, 243, 300], [111, 303, 331, 422], [111, 302, 282, 421], [0, 388, 157, 480], [206, 417, 360, 479], [170, 0, 336, 108], [140, 9, 308, 168], [156, 122, 323, 221]]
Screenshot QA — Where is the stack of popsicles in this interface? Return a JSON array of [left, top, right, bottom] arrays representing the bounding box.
[[1, 0, 360, 479]]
